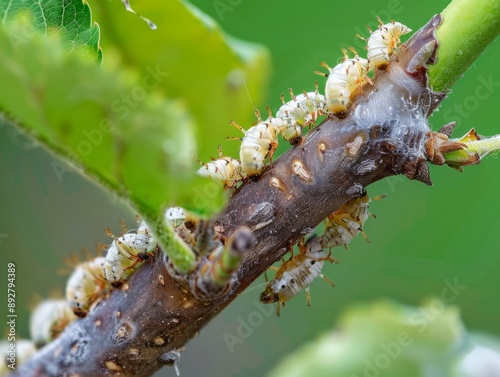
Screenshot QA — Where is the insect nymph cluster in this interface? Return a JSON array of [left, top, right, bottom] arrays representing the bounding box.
[[198, 17, 411, 186], [1, 17, 414, 373], [259, 192, 383, 315], [196, 17, 409, 315], [1, 218, 160, 360]]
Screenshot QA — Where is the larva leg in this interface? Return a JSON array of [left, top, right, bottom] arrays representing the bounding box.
[[329, 213, 358, 227], [277, 302, 284, 317], [229, 120, 246, 134], [318, 273, 336, 287], [263, 266, 280, 283], [320, 251, 336, 264], [267, 140, 279, 166], [305, 286, 311, 307], [119, 219, 127, 235], [122, 255, 145, 272], [359, 228, 371, 243]]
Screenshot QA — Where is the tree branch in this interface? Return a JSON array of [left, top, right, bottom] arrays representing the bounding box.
[[9, 9, 499, 377]]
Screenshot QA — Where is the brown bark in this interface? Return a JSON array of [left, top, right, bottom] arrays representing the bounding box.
[[12, 15, 447, 377]]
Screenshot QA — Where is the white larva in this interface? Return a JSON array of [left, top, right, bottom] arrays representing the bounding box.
[[164, 206, 197, 248], [276, 83, 326, 144], [321, 49, 370, 116], [66, 257, 109, 317], [103, 221, 157, 286], [165, 207, 186, 228], [259, 236, 335, 316], [29, 299, 75, 347], [366, 19, 412, 70], [230, 110, 279, 177], [197, 146, 245, 189], [321, 193, 385, 249]]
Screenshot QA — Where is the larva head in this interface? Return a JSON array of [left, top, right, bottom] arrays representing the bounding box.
[[259, 286, 279, 304], [259, 270, 292, 304]]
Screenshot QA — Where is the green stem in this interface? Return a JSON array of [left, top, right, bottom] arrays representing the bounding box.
[[149, 216, 197, 274], [428, 0, 500, 92], [444, 133, 500, 168]]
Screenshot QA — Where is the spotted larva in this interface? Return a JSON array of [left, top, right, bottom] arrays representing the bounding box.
[[230, 110, 279, 177], [321, 193, 385, 249], [366, 19, 411, 70], [319, 49, 370, 116], [29, 299, 75, 347], [66, 256, 109, 317], [103, 221, 157, 285], [259, 235, 335, 316], [275, 83, 326, 144], [164, 206, 198, 250], [165, 207, 186, 228], [197, 146, 245, 188]]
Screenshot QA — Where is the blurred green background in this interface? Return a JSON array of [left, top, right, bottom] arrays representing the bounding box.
[[1, 0, 499, 376]]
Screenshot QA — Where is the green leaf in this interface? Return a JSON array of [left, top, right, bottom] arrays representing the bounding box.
[[0, 0, 102, 60], [87, 0, 271, 161], [0, 0, 270, 271], [0, 19, 209, 212], [0, 20, 221, 268]]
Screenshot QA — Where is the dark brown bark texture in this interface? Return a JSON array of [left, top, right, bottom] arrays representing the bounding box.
[[13, 14, 448, 377]]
